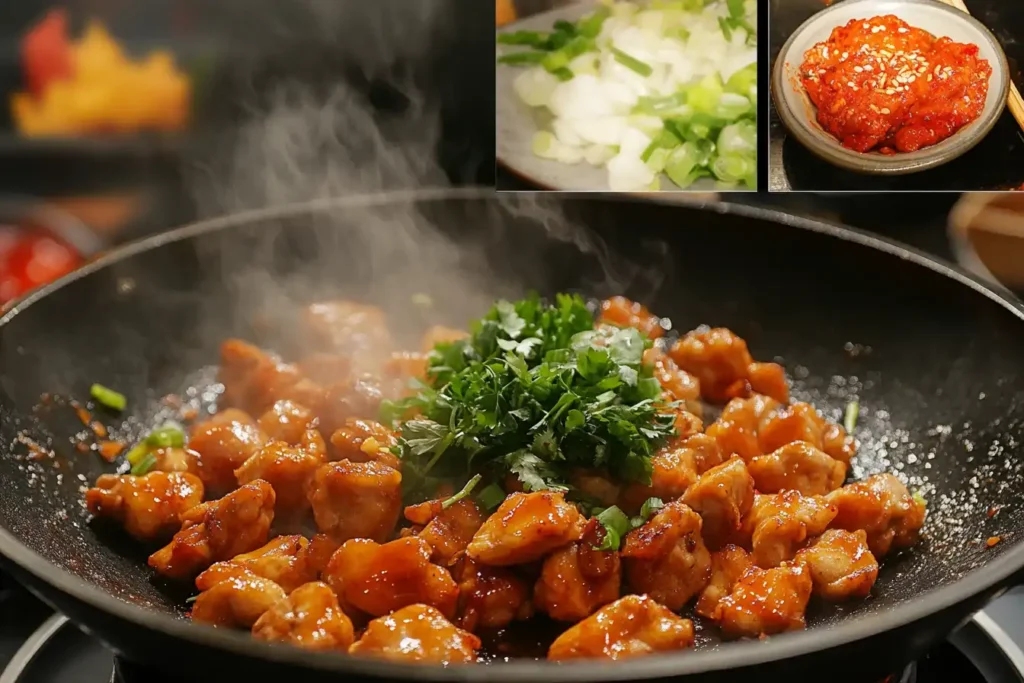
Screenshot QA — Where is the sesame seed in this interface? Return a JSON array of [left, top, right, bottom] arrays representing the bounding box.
[[870, 104, 880, 113], [964, 95, 970, 102], [927, 74, 933, 81], [871, 26, 881, 33], [863, 23, 870, 29], [854, 66, 864, 72], [898, 27, 908, 33], [885, 88, 895, 95], [842, 52, 849, 59], [864, 65, 873, 71], [823, 48, 829, 58], [880, 107, 890, 114], [848, 81, 856, 88]]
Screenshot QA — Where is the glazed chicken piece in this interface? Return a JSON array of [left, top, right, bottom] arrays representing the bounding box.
[[706, 394, 779, 462], [191, 567, 286, 628], [296, 352, 352, 387], [695, 545, 752, 619], [826, 473, 926, 558], [86, 471, 204, 542], [715, 563, 813, 639], [252, 581, 354, 651], [747, 361, 789, 405], [643, 344, 702, 417], [307, 459, 401, 544], [548, 594, 695, 661], [421, 325, 469, 351], [188, 408, 268, 495], [302, 533, 341, 577], [323, 536, 459, 619], [599, 295, 664, 340], [620, 434, 722, 513], [454, 555, 533, 632], [383, 350, 428, 394], [669, 327, 752, 403], [535, 518, 621, 621], [256, 399, 315, 445], [466, 491, 585, 566], [219, 339, 323, 416], [667, 406, 705, 445], [406, 498, 485, 567], [683, 457, 755, 550], [759, 402, 856, 465], [620, 501, 710, 610], [196, 535, 314, 594], [568, 469, 621, 508], [349, 604, 480, 663], [329, 418, 401, 470], [744, 491, 838, 568], [234, 429, 326, 515], [319, 374, 387, 436], [795, 529, 879, 601], [748, 441, 847, 496], [148, 480, 275, 580], [301, 300, 393, 360]]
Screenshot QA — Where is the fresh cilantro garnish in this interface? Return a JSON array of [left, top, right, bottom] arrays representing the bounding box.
[[384, 293, 678, 504]]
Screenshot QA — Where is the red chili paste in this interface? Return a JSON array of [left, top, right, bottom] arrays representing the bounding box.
[[800, 15, 991, 154]]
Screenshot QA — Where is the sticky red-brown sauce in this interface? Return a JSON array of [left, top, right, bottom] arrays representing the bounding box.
[[800, 15, 991, 153]]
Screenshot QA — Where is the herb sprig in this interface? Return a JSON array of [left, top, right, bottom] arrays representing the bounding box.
[[383, 294, 677, 505]]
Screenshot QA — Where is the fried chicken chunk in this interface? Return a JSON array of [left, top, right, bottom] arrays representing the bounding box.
[[256, 399, 315, 445], [743, 491, 838, 568], [620, 434, 722, 513], [826, 473, 926, 558], [252, 581, 354, 651], [329, 418, 400, 470], [349, 604, 480, 663], [670, 327, 752, 403], [323, 537, 459, 619], [535, 519, 621, 621], [191, 567, 286, 628], [548, 595, 695, 661], [795, 529, 879, 601], [759, 401, 855, 464], [148, 480, 275, 580], [644, 344, 702, 417], [405, 499, 485, 567], [319, 374, 387, 435], [189, 408, 268, 495], [748, 441, 847, 496], [307, 459, 401, 544], [621, 501, 710, 610], [706, 394, 779, 462], [219, 339, 322, 416], [715, 564, 813, 638], [196, 535, 314, 594], [301, 300, 393, 358], [455, 556, 533, 632], [683, 457, 755, 550], [695, 545, 752, 619], [86, 471, 203, 542], [599, 295, 664, 340], [467, 491, 585, 566], [234, 428, 326, 515]]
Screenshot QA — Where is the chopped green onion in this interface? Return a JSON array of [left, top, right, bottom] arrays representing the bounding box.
[[594, 505, 631, 551], [146, 426, 185, 449], [640, 496, 665, 520], [476, 483, 507, 511], [411, 293, 433, 308], [641, 129, 681, 162], [497, 31, 553, 48], [185, 595, 199, 604], [553, 19, 578, 35], [125, 442, 149, 466], [844, 401, 860, 433], [498, 51, 548, 66], [130, 452, 157, 476], [442, 474, 483, 510], [912, 490, 927, 508], [90, 384, 126, 412], [718, 16, 733, 41], [610, 47, 653, 77], [551, 67, 574, 82], [577, 7, 610, 38]]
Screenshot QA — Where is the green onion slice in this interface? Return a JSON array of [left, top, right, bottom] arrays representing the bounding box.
[[441, 474, 483, 510], [594, 505, 631, 551], [844, 401, 860, 433], [130, 452, 158, 476], [476, 483, 506, 511], [90, 384, 126, 411]]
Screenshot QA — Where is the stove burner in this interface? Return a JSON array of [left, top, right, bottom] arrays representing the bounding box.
[[0, 613, 1021, 683]]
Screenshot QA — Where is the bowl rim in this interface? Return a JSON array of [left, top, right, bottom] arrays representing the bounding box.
[[770, 0, 1010, 176]]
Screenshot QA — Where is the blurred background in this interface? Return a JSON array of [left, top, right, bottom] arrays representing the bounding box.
[[0, 0, 1020, 310]]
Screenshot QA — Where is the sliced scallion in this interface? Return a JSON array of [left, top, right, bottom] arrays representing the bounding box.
[[594, 505, 630, 551], [611, 47, 653, 77], [441, 474, 482, 510], [130, 451, 157, 476], [476, 483, 507, 511], [90, 384, 126, 412], [844, 401, 860, 433]]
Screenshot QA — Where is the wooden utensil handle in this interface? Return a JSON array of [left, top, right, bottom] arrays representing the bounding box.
[[935, 0, 1024, 134]]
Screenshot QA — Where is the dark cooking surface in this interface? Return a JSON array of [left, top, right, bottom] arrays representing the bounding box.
[[1, 195, 1024, 682], [768, 0, 1024, 191]]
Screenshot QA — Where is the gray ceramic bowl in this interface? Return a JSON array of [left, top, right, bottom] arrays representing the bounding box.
[[771, 0, 1009, 175], [496, 2, 747, 194]]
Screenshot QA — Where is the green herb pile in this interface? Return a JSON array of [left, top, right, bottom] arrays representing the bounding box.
[[381, 293, 678, 518]]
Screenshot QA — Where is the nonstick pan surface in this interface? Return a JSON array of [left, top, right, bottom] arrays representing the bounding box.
[[1, 189, 1024, 682]]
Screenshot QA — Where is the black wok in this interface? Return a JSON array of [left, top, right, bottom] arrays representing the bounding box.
[[1, 188, 1024, 682]]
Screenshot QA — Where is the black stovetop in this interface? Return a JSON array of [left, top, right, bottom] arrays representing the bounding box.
[[768, 0, 1024, 192]]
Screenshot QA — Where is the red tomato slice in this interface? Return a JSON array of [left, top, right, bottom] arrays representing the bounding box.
[[21, 9, 74, 97], [0, 231, 81, 303]]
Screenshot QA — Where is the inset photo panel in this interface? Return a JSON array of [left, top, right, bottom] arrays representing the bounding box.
[[495, 0, 758, 193], [769, 0, 1023, 192]]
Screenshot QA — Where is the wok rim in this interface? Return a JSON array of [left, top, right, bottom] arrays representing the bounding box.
[[1, 187, 1024, 681]]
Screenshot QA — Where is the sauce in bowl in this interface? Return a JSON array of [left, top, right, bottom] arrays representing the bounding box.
[[799, 15, 991, 154]]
